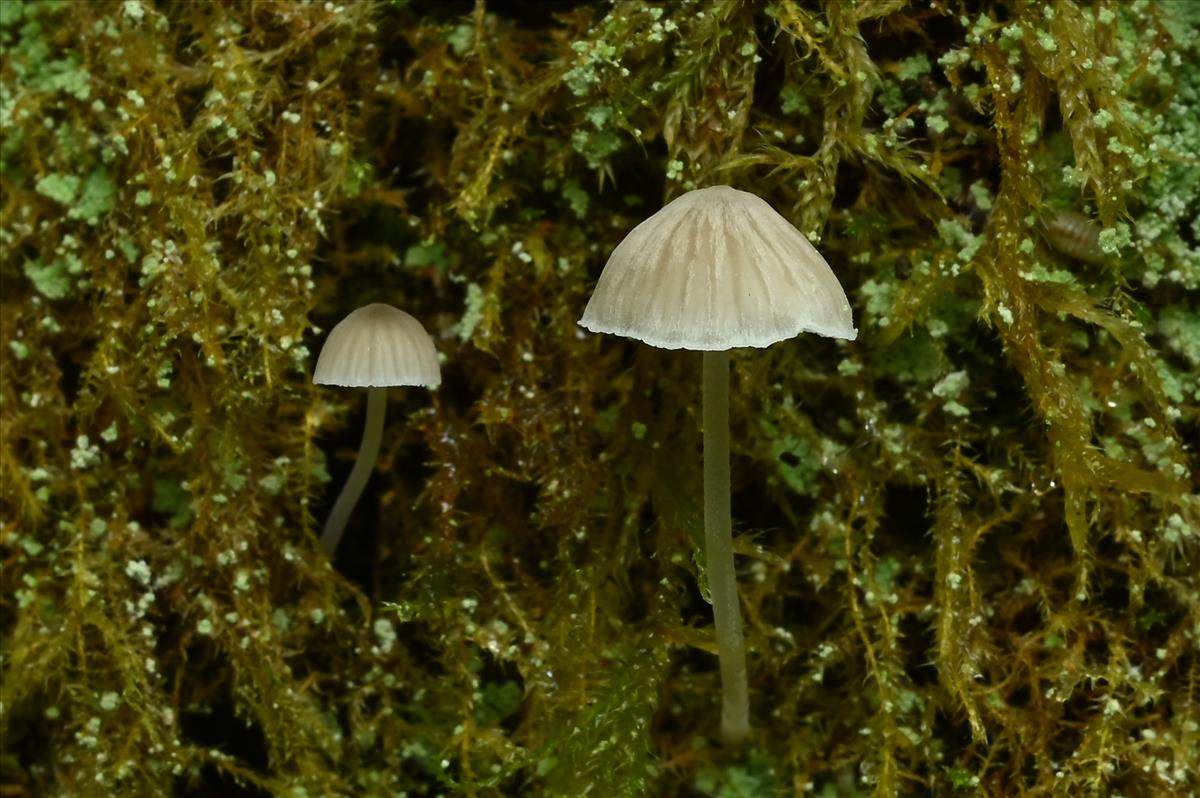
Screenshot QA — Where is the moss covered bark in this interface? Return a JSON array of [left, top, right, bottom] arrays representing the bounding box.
[[1, 1, 1197, 796]]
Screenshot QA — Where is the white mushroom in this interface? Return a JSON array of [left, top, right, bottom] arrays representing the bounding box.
[[313, 303, 440, 554], [579, 185, 855, 744]]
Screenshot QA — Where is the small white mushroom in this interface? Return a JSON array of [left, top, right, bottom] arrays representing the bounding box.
[[313, 303, 439, 554], [579, 185, 855, 745]]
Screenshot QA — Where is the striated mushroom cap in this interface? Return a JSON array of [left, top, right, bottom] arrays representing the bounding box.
[[313, 303, 440, 388], [579, 185, 856, 350]]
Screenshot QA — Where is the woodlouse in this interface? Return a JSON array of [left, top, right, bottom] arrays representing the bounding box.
[[1043, 210, 1106, 265]]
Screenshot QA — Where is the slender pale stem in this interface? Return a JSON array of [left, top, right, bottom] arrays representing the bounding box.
[[321, 386, 387, 555], [703, 349, 750, 744]]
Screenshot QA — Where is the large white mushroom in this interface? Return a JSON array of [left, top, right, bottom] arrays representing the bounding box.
[[579, 185, 855, 744], [313, 303, 440, 555]]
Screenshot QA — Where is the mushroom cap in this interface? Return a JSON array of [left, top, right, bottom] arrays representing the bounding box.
[[578, 185, 856, 350], [313, 303, 441, 388]]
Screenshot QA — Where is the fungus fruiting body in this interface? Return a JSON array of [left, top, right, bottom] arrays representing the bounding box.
[[313, 303, 440, 554], [580, 185, 855, 744]]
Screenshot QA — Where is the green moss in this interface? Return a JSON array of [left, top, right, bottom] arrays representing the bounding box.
[[0, 1, 24, 28], [403, 240, 449, 270], [2, 1, 1198, 796], [694, 752, 776, 797]]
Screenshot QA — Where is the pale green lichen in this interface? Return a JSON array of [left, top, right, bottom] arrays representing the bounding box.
[[22, 258, 70, 298], [35, 173, 81, 205]]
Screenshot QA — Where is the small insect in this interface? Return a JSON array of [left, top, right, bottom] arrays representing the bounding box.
[[1043, 210, 1106, 264]]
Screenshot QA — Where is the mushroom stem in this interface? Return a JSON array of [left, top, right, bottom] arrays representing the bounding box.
[[321, 386, 387, 555], [703, 349, 750, 744]]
